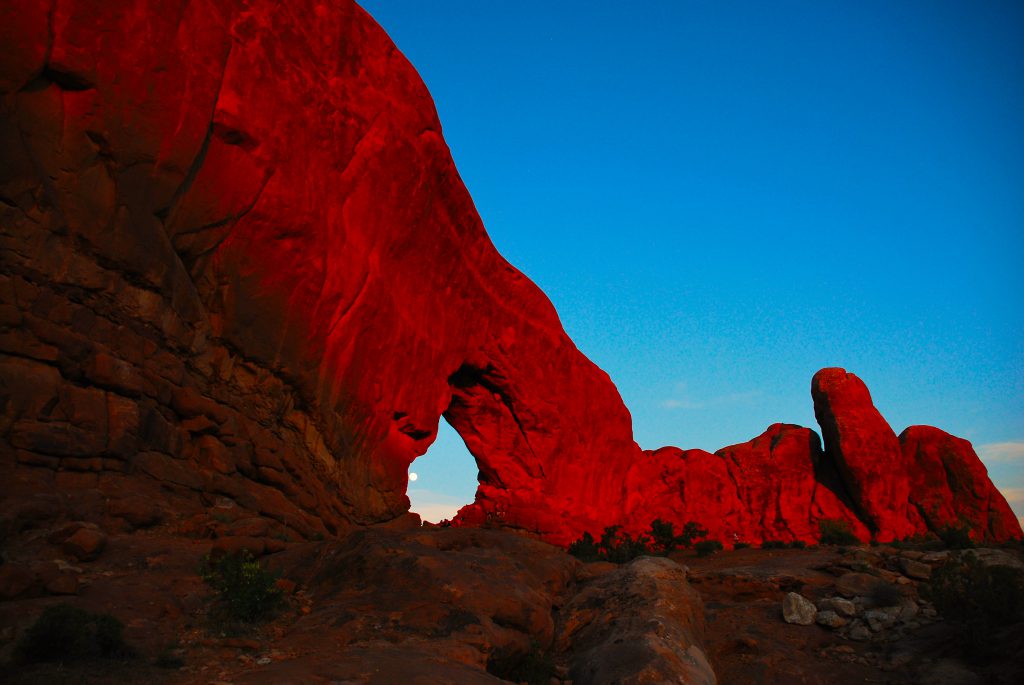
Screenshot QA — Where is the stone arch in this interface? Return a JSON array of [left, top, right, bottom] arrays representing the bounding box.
[[442, 362, 546, 496]]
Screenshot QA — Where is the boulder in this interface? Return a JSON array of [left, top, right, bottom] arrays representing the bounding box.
[[835, 572, 880, 599], [818, 596, 857, 618], [816, 610, 848, 628], [900, 426, 1021, 543], [847, 621, 872, 641], [107, 495, 163, 530], [811, 368, 914, 540], [782, 592, 817, 625], [899, 557, 932, 581], [62, 526, 107, 561], [558, 557, 715, 685], [863, 609, 897, 632]]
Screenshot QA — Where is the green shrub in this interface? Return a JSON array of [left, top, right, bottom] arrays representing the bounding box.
[[892, 532, 942, 550], [600, 526, 652, 564], [568, 526, 651, 564], [923, 551, 1024, 661], [761, 540, 787, 549], [200, 550, 283, 622], [788, 540, 807, 549], [568, 520, 714, 564], [678, 521, 709, 549], [648, 518, 681, 554], [567, 531, 601, 562], [734, 541, 751, 549], [16, 604, 134, 663], [937, 524, 974, 550], [818, 518, 859, 545], [695, 539, 723, 557]]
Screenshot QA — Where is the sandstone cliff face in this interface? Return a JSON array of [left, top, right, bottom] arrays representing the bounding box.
[[1, 2, 1018, 547], [0, 0, 640, 540]]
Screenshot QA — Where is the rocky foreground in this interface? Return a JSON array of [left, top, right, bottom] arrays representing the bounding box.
[[1, 514, 1021, 684]]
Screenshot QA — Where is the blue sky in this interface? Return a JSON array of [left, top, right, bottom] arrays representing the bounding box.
[[358, 1, 1024, 524]]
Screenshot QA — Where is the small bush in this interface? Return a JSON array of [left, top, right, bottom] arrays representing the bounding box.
[[568, 526, 652, 564], [892, 533, 942, 550], [648, 518, 682, 554], [923, 551, 1024, 661], [679, 521, 709, 549], [17, 604, 134, 663], [568, 519, 713, 564], [567, 531, 601, 562], [788, 540, 807, 549], [600, 526, 652, 564], [200, 550, 283, 623], [937, 524, 974, 550], [734, 541, 751, 549], [818, 518, 859, 546], [761, 540, 787, 549], [695, 539, 723, 558]]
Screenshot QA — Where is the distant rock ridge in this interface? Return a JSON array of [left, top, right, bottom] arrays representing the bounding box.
[[615, 367, 1019, 545], [0, 1, 1018, 548]]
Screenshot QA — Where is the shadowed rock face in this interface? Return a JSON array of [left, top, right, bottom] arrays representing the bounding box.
[[1, 2, 1018, 547]]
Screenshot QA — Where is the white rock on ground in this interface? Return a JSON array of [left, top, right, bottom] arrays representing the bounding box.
[[782, 592, 817, 625]]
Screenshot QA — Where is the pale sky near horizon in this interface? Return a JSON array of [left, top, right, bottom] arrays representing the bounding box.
[[358, 1, 1024, 526]]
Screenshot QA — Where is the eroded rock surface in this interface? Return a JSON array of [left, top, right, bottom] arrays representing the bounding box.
[[0, 525, 713, 685], [556, 556, 715, 685], [901, 425, 1021, 542], [0, 1, 1018, 553], [0, 0, 640, 543], [811, 368, 915, 539]]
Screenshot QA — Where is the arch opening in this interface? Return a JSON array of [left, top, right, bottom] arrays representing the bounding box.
[[407, 418, 478, 523]]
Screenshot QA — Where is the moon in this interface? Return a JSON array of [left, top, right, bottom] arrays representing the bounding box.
[[409, 472, 418, 482]]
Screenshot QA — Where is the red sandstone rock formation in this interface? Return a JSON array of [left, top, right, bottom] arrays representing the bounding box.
[[811, 368, 917, 540], [621, 425, 870, 544], [901, 425, 1021, 542], [1, 1, 1018, 548], [0, 0, 639, 542]]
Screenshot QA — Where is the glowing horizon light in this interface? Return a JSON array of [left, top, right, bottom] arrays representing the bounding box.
[[409, 472, 418, 482]]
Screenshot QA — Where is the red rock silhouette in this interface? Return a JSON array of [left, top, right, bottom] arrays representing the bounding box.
[[0, 1, 1018, 547], [901, 425, 1021, 542]]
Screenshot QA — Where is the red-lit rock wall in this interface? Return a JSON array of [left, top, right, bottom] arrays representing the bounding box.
[[1, 2, 1018, 546], [901, 425, 1021, 542], [811, 368, 917, 540], [0, 0, 640, 540]]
